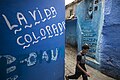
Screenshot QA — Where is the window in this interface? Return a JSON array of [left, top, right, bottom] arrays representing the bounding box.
[[95, 0, 99, 4], [94, 6, 98, 11], [70, 9, 73, 16]]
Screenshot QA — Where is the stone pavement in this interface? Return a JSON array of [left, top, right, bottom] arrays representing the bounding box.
[[65, 44, 115, 80]]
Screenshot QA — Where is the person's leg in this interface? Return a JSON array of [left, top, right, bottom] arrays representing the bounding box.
[[65, 66, 81, 80], [81, 65, 88, 80], [82, 74, 88, 80], [65, 75, 69, 80], [67, 72, 81, 79], [66, 69, 82, 79], [67, 66, 82, 79]]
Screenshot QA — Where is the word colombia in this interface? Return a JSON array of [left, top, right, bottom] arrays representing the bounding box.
[[2, 6, 65, 49]]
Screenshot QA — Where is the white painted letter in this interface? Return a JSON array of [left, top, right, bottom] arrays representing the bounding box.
[[27, 52, 37, 66], [51, 48, 58, 61], [50, 7, 57, 18], [62, 21, 66, 30], [40, 28, 46, 40], [24, 34, 32, 43], [2, 14, 18, 30], [28, 10, 37, 21], [58, 23, 64, 35], [37, 8, 46, 22], [42, 51, 49, 61], [52, 24, 59, 36], [17, 36, 25, 46], [44, 8, 51, 20], [46, 26, 53, 38], [17, 12, 28, 25]]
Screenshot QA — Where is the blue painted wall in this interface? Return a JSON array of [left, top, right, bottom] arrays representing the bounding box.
[[66, 0, 120, 79], [65, 19, 77, 47], [76, 0, 104, 59], [0, 0, 65, 80], [99, 0, 120, 79]]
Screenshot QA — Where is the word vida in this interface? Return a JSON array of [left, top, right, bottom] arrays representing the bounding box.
[[2, 6, 57, 30], [2, 6, 65, 49]]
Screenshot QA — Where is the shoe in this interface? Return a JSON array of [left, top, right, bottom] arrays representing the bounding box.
[[65, 75, 69, 80]]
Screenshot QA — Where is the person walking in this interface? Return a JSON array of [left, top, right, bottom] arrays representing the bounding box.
[[65, 44, 90, 80]]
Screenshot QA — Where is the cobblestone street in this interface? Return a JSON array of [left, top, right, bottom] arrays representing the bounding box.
[[65, 44, 115, 80]]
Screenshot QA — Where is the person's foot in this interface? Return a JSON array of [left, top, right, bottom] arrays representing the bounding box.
[[65, 75, 69, 80]]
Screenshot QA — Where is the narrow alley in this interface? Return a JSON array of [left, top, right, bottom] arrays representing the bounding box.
[[65, 44, 115, 80]]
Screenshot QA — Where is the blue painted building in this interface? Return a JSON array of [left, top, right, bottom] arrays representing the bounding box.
[[66, 0, 120, 79], [98, 0, 120, 79]]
